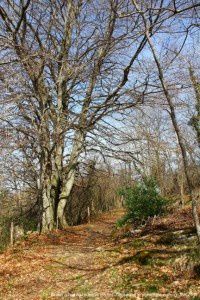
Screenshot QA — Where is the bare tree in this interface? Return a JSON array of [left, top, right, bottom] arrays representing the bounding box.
[[0, 0, 151, 230], [1, 0, 200, 232], [132, 0, 200, 241]]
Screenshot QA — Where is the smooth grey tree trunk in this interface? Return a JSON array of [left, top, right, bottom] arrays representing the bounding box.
[[57, 131, 84, 228]]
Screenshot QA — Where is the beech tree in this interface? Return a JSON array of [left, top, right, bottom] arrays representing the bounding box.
[[0, 0, 148, 230], [0, 0, 199, 231]]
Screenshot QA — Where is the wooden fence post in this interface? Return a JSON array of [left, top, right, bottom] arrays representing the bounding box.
[[87, 206, 90, 224], [10, 221, 14, 246]]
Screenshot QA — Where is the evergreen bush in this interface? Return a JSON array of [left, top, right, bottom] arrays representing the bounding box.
[[117, 177, 168, 227]]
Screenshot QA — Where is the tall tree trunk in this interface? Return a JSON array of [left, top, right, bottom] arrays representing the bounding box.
[[57, 168, 76, 228], [40, 116, 64, 231], [178, 170, 185, 207], [57, 131, 84, 228], [189, 66, 200, 147], [41, 153, 63, 232], [40, 151, 55, 231], [145, 31, 200, 242], [41, 181, 55, 231]]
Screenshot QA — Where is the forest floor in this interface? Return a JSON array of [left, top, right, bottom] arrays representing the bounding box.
[[0, 208, 200, 300]]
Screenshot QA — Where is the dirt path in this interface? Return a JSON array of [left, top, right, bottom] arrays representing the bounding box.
[[0, 208, 200, 300], [0, 210, 125, 300]]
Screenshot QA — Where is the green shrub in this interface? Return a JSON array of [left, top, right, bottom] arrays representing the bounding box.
[[117, 177, 168, 227]]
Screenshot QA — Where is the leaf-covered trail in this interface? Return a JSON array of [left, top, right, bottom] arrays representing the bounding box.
[[0, 210, 125, 300], [0, 208, 200, 299]]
